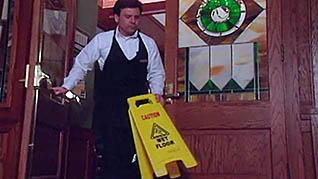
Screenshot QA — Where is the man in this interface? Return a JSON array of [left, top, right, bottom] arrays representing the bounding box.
[[53, 0, 165, 178]]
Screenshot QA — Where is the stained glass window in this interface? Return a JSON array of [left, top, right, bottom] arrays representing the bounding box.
[[178, 0, 268, 102]]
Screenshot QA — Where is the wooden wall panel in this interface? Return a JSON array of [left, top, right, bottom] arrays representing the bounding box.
[[282, 0, 312, 177], [0, 129, 8, 179], [36, 90, 70, 128], [67, 127, 95, 179], [300, 117, 316, 179], [297, 0, 318, 177], [311, 115, 318, 178], [30, 124, 68, 179], [282, 0, 318, 176], [181, 130, 271, 179], [297, 0, 314, 112], [0, 123, 20, 179], [302, 132, 316, 179]]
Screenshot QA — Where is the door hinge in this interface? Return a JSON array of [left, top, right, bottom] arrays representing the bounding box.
[[281, 44, 285, 62]]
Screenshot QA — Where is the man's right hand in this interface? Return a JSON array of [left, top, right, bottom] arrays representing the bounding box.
[[52, 86, 68, 95]]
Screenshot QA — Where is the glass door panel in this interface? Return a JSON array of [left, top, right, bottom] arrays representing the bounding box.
[[0, 0, 14, 101]]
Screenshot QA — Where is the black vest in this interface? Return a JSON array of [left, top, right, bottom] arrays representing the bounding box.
[[93, 30, 149, 128]]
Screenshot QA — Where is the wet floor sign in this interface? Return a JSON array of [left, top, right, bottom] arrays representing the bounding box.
[[127, 94, 198, 178]]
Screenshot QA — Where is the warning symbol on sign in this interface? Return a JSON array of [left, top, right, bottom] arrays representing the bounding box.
[[151, 123, 169, 140]]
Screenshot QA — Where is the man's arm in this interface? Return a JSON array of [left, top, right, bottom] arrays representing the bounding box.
[[144, 36, 166, 104], [52, 34, 103, 95]]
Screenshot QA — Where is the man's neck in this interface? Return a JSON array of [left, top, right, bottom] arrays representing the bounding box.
[[117, 27, 138, 37]]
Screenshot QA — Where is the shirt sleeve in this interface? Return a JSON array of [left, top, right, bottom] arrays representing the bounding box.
[[62, 34, 102, 90], [146, 38, 166, 95]]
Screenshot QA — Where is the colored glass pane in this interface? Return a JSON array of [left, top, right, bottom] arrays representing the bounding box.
[[198, 0, 242, 33]]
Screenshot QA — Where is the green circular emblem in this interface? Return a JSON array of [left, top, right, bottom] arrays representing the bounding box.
[[197, 0, 246, 37]]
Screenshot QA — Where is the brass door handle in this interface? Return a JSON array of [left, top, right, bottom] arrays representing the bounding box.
[[48, 91, 82, 106], [164, 92, 183, 104]]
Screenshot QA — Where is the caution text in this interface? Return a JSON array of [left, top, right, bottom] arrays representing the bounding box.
[[141, 112, 160, 120]]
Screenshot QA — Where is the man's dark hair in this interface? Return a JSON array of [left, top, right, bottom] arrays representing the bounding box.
[[113, 0, 143, 15]]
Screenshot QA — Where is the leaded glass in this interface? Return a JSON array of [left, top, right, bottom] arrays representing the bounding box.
[[178, 0, 268, 102], [197, 0, 246, 37]]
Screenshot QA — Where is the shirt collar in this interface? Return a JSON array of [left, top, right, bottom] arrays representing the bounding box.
[[116, 26, 138, 40]]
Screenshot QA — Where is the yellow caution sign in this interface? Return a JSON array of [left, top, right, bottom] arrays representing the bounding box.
[[127, 94, 198, 178]]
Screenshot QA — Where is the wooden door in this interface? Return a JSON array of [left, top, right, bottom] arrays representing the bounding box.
[[0, 0, 33, 178], [164, 0, 287, 178], [18, 0, 76, 178]]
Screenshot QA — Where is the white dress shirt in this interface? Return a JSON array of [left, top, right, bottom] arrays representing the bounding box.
[[63, 27, 165, 95]]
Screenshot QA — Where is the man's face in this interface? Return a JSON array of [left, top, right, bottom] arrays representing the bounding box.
[[114, 7, 141, 36]]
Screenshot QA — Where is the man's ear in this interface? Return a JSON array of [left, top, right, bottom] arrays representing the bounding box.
[[114, 14, 119, 23]]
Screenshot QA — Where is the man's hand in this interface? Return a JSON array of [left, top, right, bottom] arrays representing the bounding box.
[[52, 86, 68, 95], [155, 94, 165, 105]]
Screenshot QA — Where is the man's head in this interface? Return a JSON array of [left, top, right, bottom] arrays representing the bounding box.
[[113, 0, 143, 36]]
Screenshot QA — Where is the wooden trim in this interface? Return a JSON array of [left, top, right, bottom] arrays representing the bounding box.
[[142, 1, 165, 14], [65, 0, 77, 76], [312, 0, 318, 111], [164, 0, 178, 96], [17, 0, 41, 177], [311, 0, 318, 176], [312, 115, 318, 178], [282, 0, 307, 177]]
